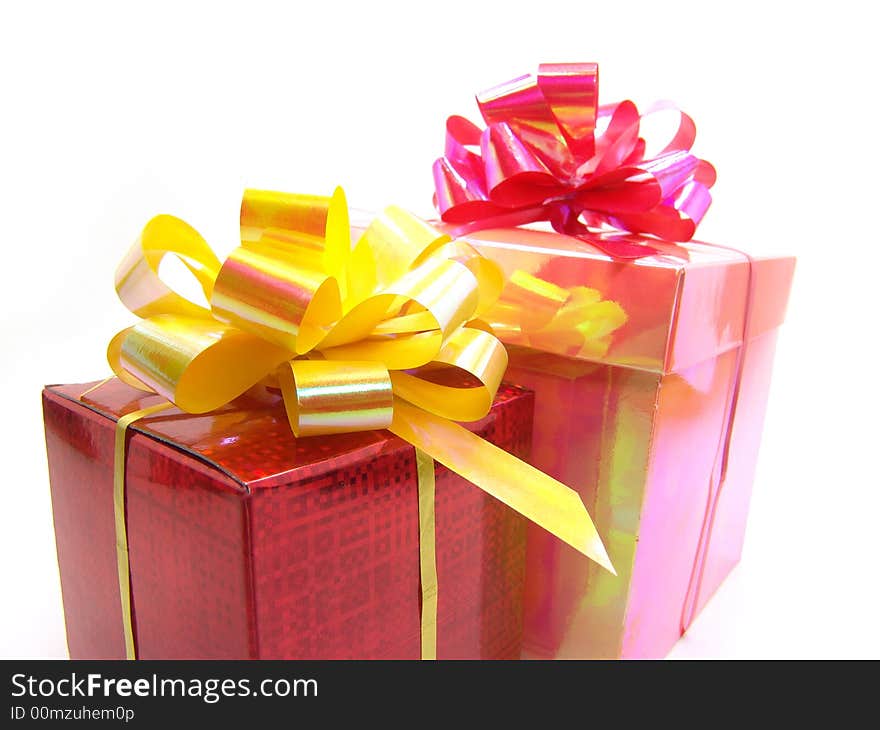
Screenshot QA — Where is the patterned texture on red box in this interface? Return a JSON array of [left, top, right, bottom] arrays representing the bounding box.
[[44, 380, 531, 659]]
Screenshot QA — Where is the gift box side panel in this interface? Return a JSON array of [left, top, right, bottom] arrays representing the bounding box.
[[434, 386, 531, 659], [43, 387, 257, 659], [500, 358, 660, 659], [248, 385, 531, 660], [625, 310, 788, 657], [123, 433, 256, 659], [691, 328, 782, 618], [247, 438, 422, 659], [44, 388, 130, 659], [621, 345, 742, 658], [668, 253, 795, 373]]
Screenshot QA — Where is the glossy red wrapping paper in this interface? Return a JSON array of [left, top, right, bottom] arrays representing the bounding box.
[[43, 378, 532, 659], [460, 226, 795, 659]]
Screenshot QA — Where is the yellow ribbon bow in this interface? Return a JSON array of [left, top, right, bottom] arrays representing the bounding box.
[[107, 188, 614, 654]]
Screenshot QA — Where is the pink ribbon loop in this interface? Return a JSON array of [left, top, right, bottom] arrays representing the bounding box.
[[433, 63, 716, 243]]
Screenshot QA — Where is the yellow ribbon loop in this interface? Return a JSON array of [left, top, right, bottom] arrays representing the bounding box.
[[389, 327, 507, 422], [107, 187, 615, 574], [115, 214, 222, 320], [112, 316, 291, 411], [211, 243, 342, 354], [279, 360, 394, 437], [240, 189, 331, 243]]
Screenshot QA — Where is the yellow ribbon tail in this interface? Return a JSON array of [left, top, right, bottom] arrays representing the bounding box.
[[389, 399, 615, 575]]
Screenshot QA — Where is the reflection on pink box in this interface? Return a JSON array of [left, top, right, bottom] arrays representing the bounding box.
[[463, 226, 795, 659]]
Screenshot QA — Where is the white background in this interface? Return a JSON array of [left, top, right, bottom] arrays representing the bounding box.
[[1, 1, 876, 659]]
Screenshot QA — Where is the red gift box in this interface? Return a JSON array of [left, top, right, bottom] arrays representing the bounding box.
[[43, 377, 532, 659]]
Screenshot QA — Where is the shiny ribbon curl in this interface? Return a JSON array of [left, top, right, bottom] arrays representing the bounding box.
[[108, 188, 616, 581], [433, 62, 716, 243]]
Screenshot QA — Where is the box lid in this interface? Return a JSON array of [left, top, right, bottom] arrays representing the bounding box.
[[47, 378, 527, 490], [460, 227, 796, 374]]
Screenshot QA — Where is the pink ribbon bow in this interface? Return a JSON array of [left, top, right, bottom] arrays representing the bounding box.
[[433, 63, 716, 243]]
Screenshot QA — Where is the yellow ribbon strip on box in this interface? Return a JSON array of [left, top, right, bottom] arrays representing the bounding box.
[[112, 402, 175, 660], [106, 187, 616, 659], [415, 448, 438, 661]]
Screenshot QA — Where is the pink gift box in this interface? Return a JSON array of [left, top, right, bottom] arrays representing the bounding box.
[[459, 226, 795, 659]]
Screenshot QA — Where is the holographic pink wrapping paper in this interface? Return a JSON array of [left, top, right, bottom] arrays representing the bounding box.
[[459, 226, 795, 659]]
